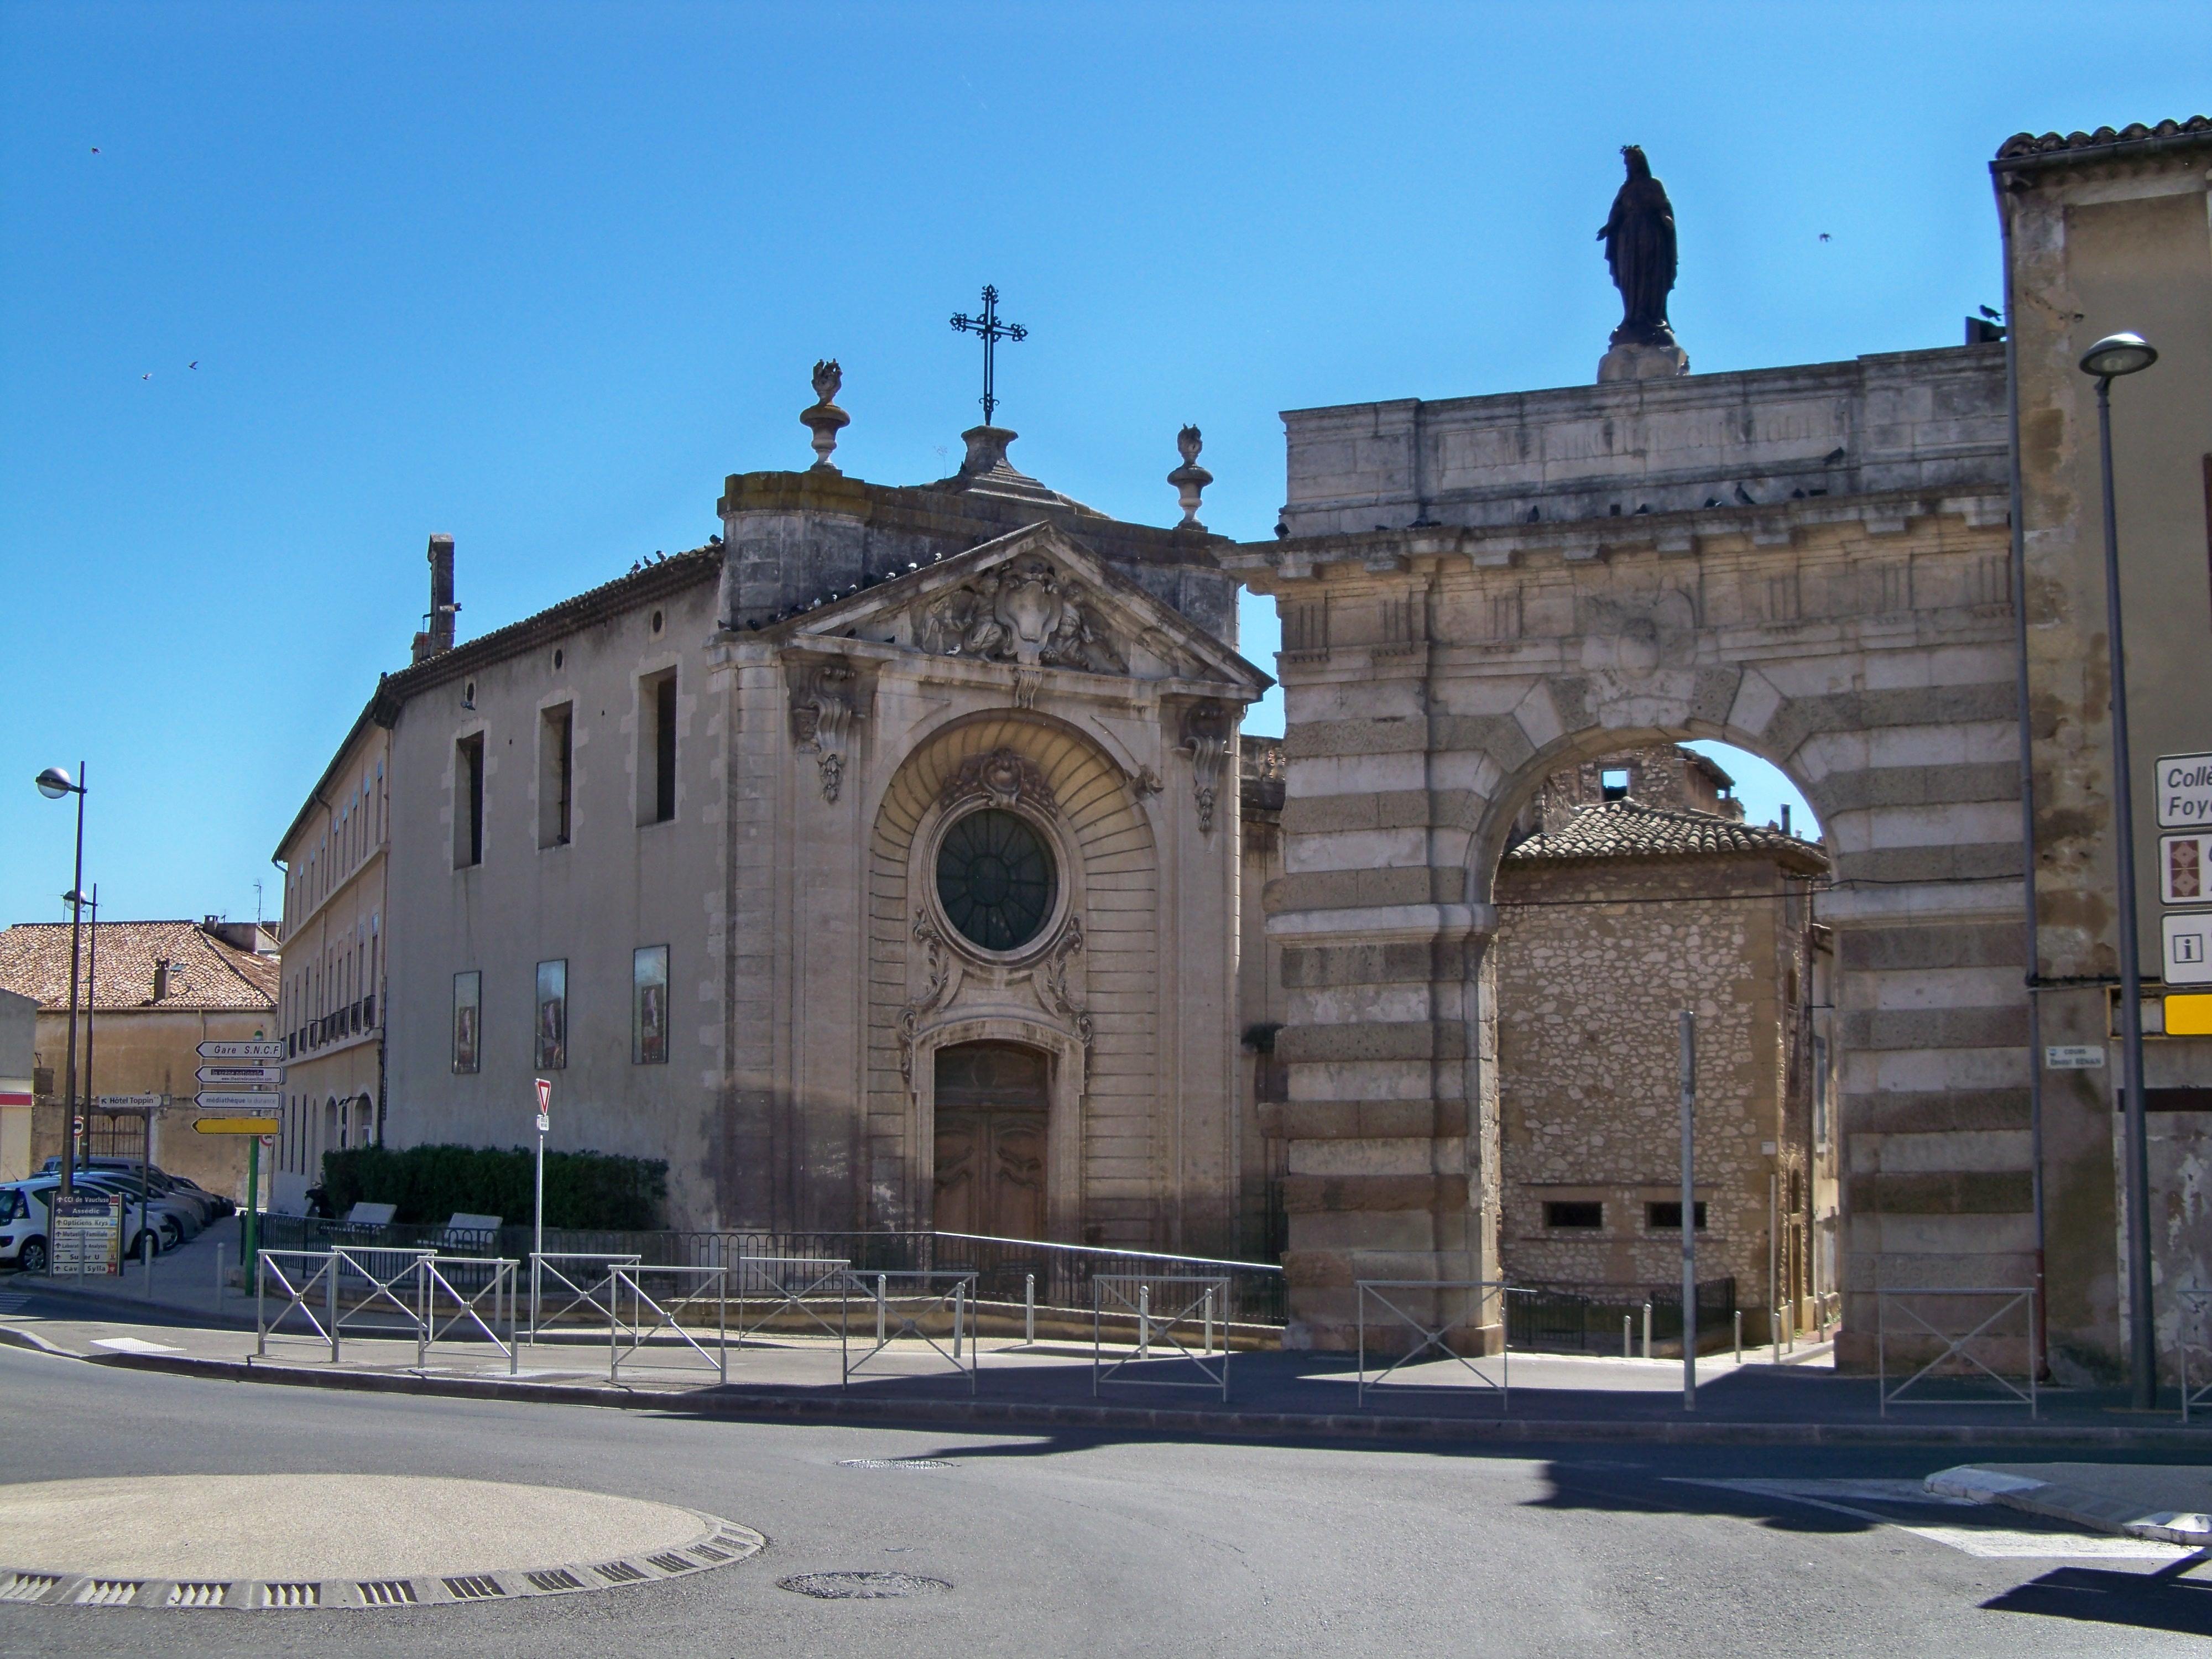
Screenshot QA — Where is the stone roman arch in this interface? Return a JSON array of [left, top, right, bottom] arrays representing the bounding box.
[[1228, 346, 2030, 1364]]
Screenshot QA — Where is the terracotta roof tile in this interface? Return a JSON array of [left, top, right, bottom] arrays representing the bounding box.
[[1996, 116, 2210, 161], [1504, 798, 1829, 874], [0, 921, 279, 1013]]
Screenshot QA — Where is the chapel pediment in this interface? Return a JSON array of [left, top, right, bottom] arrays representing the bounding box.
[[778, 521, 1271, 696]]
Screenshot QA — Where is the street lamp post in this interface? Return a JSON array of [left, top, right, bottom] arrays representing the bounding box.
[[2080, 330, 2160, 1412], [34, 765, 87, 1202]]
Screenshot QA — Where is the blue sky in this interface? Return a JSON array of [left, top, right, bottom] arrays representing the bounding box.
[[4, 2, 2205, 925]]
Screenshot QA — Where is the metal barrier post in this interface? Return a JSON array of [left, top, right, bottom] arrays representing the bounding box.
[[1139, 1284, 1151, 1360], [254, 1251, 265, 1355], [1734, 1310, 1743, 1364], [509, 1262, 519, 1376], [609, 1267, 619, 1382], [876, 1274, 886, 1345], [1025, 1273, 1035, 1345], [1641, 1301, 1651, 1360], [953, 1282, 964, 1361], [1204, 1286, 1215, 1355], [327, 1247, 341, 1363], [215, 1241, 225, 1316], [1622, 1314, 1630, 1359], [719, 1266, 727, 1384]]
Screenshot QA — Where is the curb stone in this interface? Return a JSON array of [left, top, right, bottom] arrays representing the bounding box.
[[60, 1345, 2212, 1451], [1927, 1464, 2212, 1545]]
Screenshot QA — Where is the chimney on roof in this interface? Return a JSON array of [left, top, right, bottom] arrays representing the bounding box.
[[413, 534, 458, 664], [152, 958, 170, 1001]]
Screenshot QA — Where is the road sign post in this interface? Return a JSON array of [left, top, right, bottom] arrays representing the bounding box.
[[532, 1078, 551, 1334]]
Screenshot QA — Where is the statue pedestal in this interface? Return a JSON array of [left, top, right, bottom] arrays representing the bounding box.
[[1598, 342, 1691, 383]]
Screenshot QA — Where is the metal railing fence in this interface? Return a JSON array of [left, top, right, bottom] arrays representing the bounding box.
[[842, 1271, 978, 1394], [254, 1219, 1285, 1326], [1505, 1277, 1737, 1355], [1355, 1281, 1509, 1408], [1876, 1287, 2037, 1418], [608, 1264, 728, 1384], [255, 1246, 518, 1373], [2180, 1287, 2212, 1423], [1093, 1275, 1231, 1400], [526, 1252, 640, 1343]]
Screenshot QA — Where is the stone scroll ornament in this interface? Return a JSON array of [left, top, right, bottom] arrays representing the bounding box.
[[1178, 700, 1232, 834], [898, 911, 954, 1084], [1039, 914, 1093, 1050], [791, 660, 858, 804], [1597, 145, 1678, 349], [914, 559, 1128, 674]]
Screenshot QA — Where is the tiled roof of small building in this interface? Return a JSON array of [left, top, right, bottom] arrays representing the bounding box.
[[0, 921, 280, 1013], [1504, 798, 1829, 874], [1996, 116, 2210, 161]]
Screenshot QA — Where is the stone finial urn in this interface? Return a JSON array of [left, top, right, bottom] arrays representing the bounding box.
[[800, 359, 850, 472], [1167, 424, 1213, 529]]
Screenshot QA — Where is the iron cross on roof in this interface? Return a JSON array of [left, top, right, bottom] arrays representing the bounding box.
[[949, 284, 1027, 427]]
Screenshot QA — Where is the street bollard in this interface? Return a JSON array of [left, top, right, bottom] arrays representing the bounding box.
[[1204, 1286, 1216, 1357], [1734, 1309, 1743, 1364], [1623, 1314, 1631, 1360], [1139, 1285, 1151, 1361], [876, 1274, 886, 1346], [1642, 1301, 1652, 1360], [1024, 1273, 1035, 1346]]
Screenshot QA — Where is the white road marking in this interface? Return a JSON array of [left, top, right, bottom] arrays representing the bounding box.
[[90, 1337, 182, 1354], [1669, 1477, 2197, 1561]]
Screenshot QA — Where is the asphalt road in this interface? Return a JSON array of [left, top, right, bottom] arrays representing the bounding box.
[[1, 1342, 2205, 1656]]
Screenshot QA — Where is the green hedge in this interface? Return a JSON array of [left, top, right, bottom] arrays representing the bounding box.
[[318, 1144, 667, 1230]]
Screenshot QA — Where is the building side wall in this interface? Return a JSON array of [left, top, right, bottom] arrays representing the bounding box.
[[2006, 141, 2212, 1381], [383, 575, 726, 1229]]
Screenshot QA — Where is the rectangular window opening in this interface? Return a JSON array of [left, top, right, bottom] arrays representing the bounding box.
[[1646, 1201, 1708, 1230], [1544, 1201, 1604, 1230], [540, 705, 574, 848], [653, 674, 677, 823], [1600, 768, 1630, 801], [456, 733, 485, 867]]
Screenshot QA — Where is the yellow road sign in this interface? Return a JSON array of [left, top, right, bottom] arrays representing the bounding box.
[[194, 1117, 280, 1135]]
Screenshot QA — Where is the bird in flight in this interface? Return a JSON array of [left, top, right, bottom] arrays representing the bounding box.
[[141, 372, 152, 380], [91, 147, 100, 154], [188, 361, 199, 369], [1818, 232, 1831, 243]]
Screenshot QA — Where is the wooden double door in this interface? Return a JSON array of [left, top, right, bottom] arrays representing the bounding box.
[[932, 1042, 1048, 1240]]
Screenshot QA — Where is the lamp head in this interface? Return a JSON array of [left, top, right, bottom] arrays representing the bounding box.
[[2080, 332, 2157, 379], [35, 766, 75, 800]]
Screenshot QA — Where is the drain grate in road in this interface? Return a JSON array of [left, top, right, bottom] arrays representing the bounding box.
[[167, 1583, 229, 1609], [357, 1579, 418, 1606], [441, 1575, 505, 1600], [837, 1459, 953, 1470], [593, 1561, 649, 1584], [76, 1580, 140, 1606], [525, 1568, 586, 1593], [263, 1582, 320, 1609], [645, 1553, 697, 1574], [1, 1574, 60, 1604], [779, 1571, 952, 1600]]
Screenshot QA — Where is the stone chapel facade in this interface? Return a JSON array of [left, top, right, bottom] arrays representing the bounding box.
[[351, 424, 1268, 1254]]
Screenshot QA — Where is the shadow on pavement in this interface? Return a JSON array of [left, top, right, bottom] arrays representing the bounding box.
[[1981, 1565, 2212, 1636]]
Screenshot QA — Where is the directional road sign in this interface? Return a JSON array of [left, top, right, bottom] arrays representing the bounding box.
[[2163, 911, 2212, 986], [196, 1065, 284, 1087], [195, 1090, 279, 1112], [93, 1093, 163, 1110], [197, 1040, 286, 1062], [2157, 753, 2212, 830], [194, 1117, 280, 1135]]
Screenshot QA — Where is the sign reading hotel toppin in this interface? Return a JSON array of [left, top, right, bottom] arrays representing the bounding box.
[[2157, 753, 2212, 829]]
